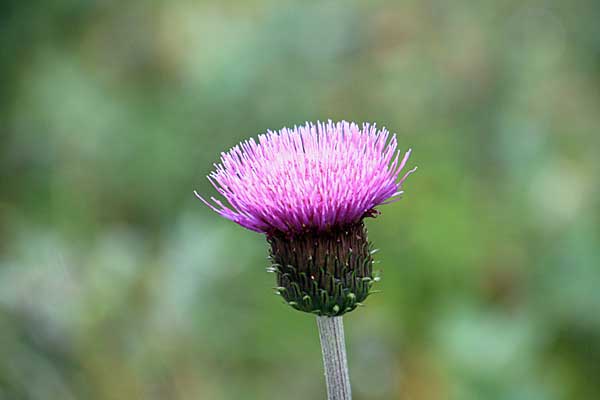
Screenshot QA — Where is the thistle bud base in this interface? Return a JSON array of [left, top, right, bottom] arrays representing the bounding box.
[[268, 222, 375, 316]]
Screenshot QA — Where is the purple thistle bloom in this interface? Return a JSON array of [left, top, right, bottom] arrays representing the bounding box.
[[195, 120, 416, 236]]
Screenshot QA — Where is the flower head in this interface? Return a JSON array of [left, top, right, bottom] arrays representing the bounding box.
[[195, 121, 416, 235]]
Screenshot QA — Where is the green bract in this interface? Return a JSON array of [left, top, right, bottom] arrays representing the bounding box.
[[267, 222, 379, 316]]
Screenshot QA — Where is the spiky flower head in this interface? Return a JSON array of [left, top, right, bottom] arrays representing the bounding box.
[[195, 121, 416, 316]]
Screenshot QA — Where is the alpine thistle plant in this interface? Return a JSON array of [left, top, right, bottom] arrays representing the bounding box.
[[195, 120, 416, 399]]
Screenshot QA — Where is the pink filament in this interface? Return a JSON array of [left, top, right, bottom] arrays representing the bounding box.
[[195, 121, 416, 234]]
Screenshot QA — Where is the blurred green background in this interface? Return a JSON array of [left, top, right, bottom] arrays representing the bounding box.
[[1, 0, 599, 399]]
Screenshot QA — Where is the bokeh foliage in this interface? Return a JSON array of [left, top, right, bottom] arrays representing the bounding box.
[[1, 0, 599, 399]]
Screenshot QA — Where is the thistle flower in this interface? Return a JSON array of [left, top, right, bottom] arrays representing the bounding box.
[[195, 121, 416, 317]]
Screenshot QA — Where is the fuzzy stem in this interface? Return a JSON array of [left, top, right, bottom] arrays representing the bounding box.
[[317, 316, 352, 400]]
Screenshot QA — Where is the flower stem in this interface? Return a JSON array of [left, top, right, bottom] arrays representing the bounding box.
[[316, 316, 352, 400]]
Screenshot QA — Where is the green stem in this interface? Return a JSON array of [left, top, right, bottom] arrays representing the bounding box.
[[316, 316, 352, 400]]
